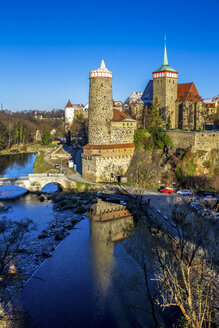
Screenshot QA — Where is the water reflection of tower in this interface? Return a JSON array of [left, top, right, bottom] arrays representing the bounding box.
[[87, 199, 134, 295]]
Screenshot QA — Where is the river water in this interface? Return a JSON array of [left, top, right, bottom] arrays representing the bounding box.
[[0, 154, 173, 327]]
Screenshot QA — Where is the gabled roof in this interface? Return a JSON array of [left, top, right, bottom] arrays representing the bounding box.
[[177, 83, 202, 102], [141, 80, 153, 103], [65, 100, 73, 108], [112, 108, 135, 122]]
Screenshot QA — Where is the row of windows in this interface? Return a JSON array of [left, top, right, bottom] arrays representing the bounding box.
[[84, 154, 132, 160], [156, 79, 175, 84]]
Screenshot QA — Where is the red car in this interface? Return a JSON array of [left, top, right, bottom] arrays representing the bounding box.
[[159, 187, 173, 194]]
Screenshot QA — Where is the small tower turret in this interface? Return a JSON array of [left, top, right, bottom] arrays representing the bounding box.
[[88, 60, 113, 145], [153, 37, 178, 128], [65, 100, 74, 125]]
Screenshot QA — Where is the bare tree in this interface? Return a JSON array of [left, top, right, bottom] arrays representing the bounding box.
[[152, 211, 219, 328], [0, 217, 33, 275]]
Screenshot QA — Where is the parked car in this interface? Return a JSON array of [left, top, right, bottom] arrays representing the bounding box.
[[204, 196, 217, 201], [159, 187, 173, 194], [196, 190, 215, 197], [190, 201, 201, 209], [177, 190, 192, 196]]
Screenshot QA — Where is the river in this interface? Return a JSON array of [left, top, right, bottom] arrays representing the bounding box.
[[0, 154, 174, 327]]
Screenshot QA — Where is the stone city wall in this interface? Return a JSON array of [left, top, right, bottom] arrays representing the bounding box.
[[166, 131, 219, 151], [110, 121, 136, 144], [82, 151, 134, 182]]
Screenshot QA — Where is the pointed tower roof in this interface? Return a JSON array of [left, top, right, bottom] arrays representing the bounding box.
[[100, 59, 106, 70], [162, 36, 168, 66], [90, 59, 112, 78], [154, 37, 176, 72], [65, 100, 73, 108], [98, 59, 108, 71]]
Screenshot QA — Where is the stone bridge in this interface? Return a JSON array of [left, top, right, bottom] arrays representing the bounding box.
[[0, 173, 78, 192]]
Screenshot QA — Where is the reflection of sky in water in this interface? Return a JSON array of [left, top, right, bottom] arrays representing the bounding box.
[[0, 185, 27, 200], [1, 153, 37, 177], [13, 219, 143, 328], [0, 194, 54, 236], [41, 183, 59, 193]]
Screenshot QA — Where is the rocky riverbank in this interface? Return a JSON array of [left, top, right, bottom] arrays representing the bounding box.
[[0, 190, 98, 306]]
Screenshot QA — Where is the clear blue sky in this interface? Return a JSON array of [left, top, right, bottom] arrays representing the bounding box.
[[0, 0, 218, 111]]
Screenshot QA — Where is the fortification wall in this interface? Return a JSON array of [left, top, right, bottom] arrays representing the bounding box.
[[82, 152, 134, 182], [110, 122, 136, 144], [166, 131, 219, 151]]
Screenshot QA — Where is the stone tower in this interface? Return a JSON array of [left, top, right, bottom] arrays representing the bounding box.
[[82, 60, 136, 183], [153, 38, 178, 128], [88, 60, 113, 145]]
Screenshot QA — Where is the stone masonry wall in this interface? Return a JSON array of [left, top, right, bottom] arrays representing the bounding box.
[[82, 152, 134, 182], [88, 77, 113, 145], [153, 78, 177, 128], [166, 131, 219, 151], [176, 101, 204, 130], [111, 122, 136, 144]]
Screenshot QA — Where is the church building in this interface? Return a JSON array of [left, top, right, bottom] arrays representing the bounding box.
[[140, 39, 204, 130]]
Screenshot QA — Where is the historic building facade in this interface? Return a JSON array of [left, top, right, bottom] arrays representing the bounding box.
[[130, 39, 205, 130], [82, 60, 136, 182], [64, 100, 88, 126]]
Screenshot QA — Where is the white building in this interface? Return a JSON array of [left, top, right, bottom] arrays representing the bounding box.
[[64, 100, 84, 125]]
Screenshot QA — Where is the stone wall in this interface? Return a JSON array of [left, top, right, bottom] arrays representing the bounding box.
[[153, 77, 177, 128], [88, 77, 113, 145], [166, 130, 219, 151], [176, 101, 204, 130], [82, 149, 134, 182], [111, 121, 136, 144]]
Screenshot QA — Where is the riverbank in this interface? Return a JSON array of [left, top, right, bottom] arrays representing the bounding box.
[[0, 190, 97, 306], [0, 142, 58, 156]]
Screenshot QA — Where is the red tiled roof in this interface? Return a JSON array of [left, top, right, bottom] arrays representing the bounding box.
[[112, 108, 135, 122], [66, 100, 73, 108], [83, 143, 135, 150], [177, 83, 202, 102]]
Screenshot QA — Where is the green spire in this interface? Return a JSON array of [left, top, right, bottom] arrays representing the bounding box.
[[153, 36, 176, 73], [162, 35, 168, 66]]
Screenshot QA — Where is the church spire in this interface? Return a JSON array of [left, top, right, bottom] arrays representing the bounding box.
[[162, 35, 168, 66]]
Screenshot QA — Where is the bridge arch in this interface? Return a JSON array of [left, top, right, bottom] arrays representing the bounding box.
[[41, 182, 64, 193]]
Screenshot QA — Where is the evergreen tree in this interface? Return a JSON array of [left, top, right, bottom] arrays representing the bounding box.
[[41, 130, 52, 145], [145, 97, 163, 128], [0, 124, 7, 150]]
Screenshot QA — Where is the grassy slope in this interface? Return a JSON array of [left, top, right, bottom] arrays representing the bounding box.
[[33, 151, 51, 173]]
